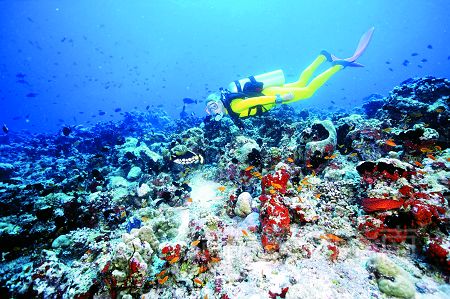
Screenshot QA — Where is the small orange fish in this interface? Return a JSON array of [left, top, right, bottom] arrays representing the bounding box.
[[435, 145, 442, 151], [242, 229, 249, 237], [435, 108, 444, 113], [287, 157, 294, 163], [385, 139, 397, 147], [186, 198, 193, 203], [269, 189, 277, 195], [420, 147, 433, 153], [191, 240, 200, 247], [320, 234, 344, 243], [217, 186, 226, 192], [447, 157, 450, 162], [193, 278, 203, 286], [315, 194, 321, 199], [169, 256, 180, 264], [271, 182, 282, 190], [306, 163, 313, 168], [426, 154, 436, 161], [264, 244, 278, 252], [204, 295, 208, 299], [210, 256, 221, 263], [244, 165, 255, 171], [197, 265, 208, 274], [297, 186, 303, 192], [156, 270, 167, 278], [417, 170, 427, 175], [251, 171, 262, 179], [158, 275, 169, 284], [120, 210, 127, 218], [414, 161, 423, 167], [311, 170, 316, 177]]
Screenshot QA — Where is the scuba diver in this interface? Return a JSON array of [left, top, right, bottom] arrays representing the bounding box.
[[205, 27, 374, 127]]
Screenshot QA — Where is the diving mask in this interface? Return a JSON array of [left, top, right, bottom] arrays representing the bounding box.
[[205, 100, 225, 117]]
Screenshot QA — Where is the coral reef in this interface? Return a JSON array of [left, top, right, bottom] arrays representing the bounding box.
[[0, 77, 449, 298]]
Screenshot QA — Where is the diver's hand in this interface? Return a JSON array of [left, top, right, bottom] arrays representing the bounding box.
[[282, 93, 294, 102]]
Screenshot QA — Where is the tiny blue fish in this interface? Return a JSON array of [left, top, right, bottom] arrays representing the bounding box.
[[126, 216, 142, 233]]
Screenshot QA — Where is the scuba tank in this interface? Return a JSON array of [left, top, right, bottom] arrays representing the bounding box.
[[228, 69, 285, 93]]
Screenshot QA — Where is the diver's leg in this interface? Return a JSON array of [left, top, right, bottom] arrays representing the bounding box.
[[263, 64, 343, 103], [284, 54, 327, 88]]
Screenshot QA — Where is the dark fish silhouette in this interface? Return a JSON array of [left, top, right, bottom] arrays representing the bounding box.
[[146, 105, 150, 110], [427, 44, 433, 49], [183, 98, 197, 104], [26, 92, 38, 97], [402, 60, 410, 66], [98, 111, 106, 116], [388, 67, 393, 72], [180, 105, 188, 119], [411, 53, 418, 56], [421, 58, 428, 63], [16, 79, 30, 85], [62, 126, 71, 136], [2, 124, 8, 134], [385, 61, 391, 64], [114, 108, 122, 112]]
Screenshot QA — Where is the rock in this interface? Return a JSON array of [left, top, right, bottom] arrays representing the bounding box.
[[52, 234, 71, 248], [367, 254, 415, 299], [239, 212, 260, 231], [234, 136, 260, 163], [0, 163, 14, 180], [109, 176, 129, 189], [137, 183, 150, 197], [297, 120, 337, 170], [127, 166, 142, 180], [234, 192, 253, 217]]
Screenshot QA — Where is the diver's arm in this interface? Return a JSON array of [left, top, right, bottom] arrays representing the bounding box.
[[231, 93, 293, 112]]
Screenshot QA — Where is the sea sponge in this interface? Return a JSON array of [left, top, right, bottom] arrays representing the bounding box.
[[234, 192, 252, 217], [367, 254, 415, 298]]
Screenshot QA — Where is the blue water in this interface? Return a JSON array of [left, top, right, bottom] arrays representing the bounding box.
[[1, 0, 449, 133]]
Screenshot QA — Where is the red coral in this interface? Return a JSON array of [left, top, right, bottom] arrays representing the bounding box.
[[361, 198, 404, 212], [398, 185, 413, 196], [129, 258, 140, 274], [327, 245, 339, 262], [259, 194, 291, 252], [269, 287, 289, 299], [261, 169, 290, 195], [425, 241, 450, 273], [411, 204, 433, 227]]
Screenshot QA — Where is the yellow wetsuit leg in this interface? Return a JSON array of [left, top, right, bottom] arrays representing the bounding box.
[[284, 54, 327, 88], [228, 56, 343, 116], [262, 64, 344, 103]]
